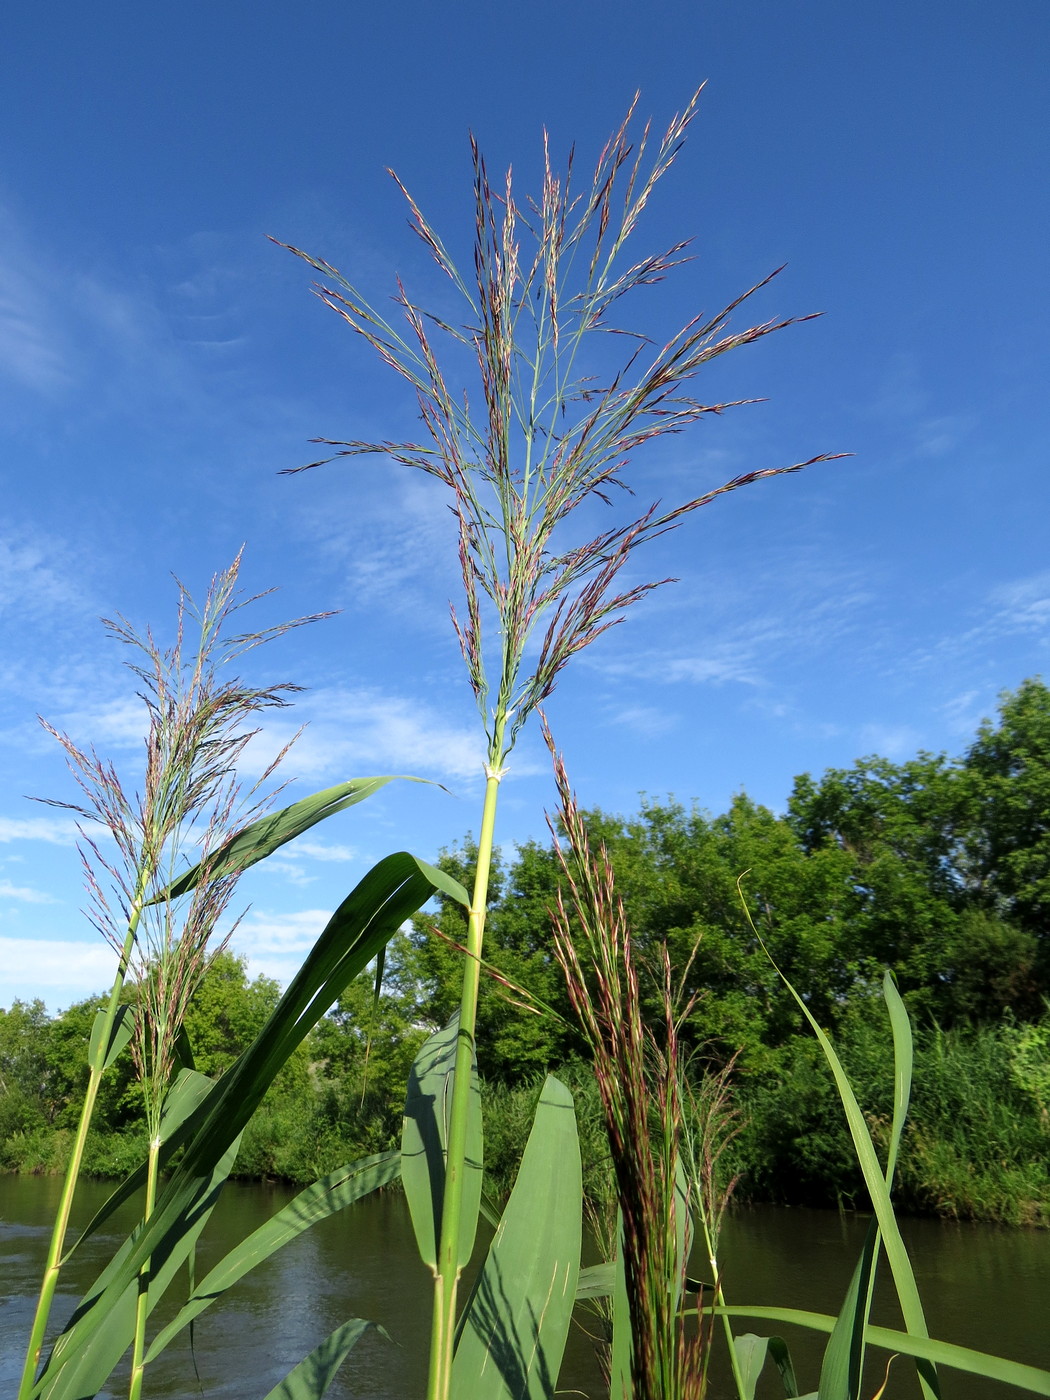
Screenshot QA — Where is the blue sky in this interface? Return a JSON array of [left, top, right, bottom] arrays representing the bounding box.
[[2, 1, 1048, 1009]]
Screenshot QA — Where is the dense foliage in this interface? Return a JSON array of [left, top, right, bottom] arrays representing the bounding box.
[[5, 679, 1049, 1222]]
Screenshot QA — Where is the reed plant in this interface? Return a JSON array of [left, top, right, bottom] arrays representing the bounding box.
[[548, 740, 711, 1400], [18, 554, 316, 1400], [281, 89, 839, 1400], [18, 572, 462, 1399]]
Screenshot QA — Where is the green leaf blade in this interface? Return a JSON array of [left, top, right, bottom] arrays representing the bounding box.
[[154, 776, 423, 900], [711, 1307, 1050, 1397], [401, 1014, 483, 1272], [261, 1319, 385, 1400], [817, 1219, 879, 1400], [33, 850, 451, 1397], [87, 1002, 133, 1071], [451, 1074, 582, 1400]]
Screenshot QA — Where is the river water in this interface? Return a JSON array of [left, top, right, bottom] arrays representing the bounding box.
[[1, 1174, 1047, 1398]]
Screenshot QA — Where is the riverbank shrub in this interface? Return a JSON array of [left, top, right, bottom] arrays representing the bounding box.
[[6, 996, 1046, 1226], [6, 828, 1050, 1225], [731, 1008, 1050, 1223]]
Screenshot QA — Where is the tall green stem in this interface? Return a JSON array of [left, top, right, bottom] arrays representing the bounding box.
[[17, 893, 146, 1400], [128, 1136, 161, 1400], [425, 767, 502, 1400], [696, 1196, 748, 1400]]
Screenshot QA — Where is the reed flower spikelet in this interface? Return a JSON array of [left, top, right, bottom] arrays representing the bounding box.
[[278, 89, 845, 773], [38, 551, 324, 1130], [548, 730, 711, 1400]]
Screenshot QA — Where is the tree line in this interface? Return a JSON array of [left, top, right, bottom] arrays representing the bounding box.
[[3, 678, 1049, 1220]]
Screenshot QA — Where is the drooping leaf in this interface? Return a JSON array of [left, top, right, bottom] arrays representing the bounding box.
[[768, 1336, 803, 1397], [401, 1013, 483, 1272], [145, 1151, 401, 1362], [171, 1022, 195, 1073], [575, 1262, 615, 1300], [32, 851, 462, 1397], [708, 1306, 1050, 1396], [154, 776, 428, 900], [72, 852, 468, 1259], [261, 1319, 386, 1400], [33, 1134, 241, 1400], [87, 1002, 133, 1071], [157, 1067, 215, 1138], [671, 1152, 692, 1321], [479, 1187, 503, 1231], [732, 1333, 770, 1400], [881, 969, 913, 1187], [451, 1075, 582, 1400], [57, 1067, 213, 1270]]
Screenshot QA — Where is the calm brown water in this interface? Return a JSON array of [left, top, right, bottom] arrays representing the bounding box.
[[2, 1174, 1047, 1398]]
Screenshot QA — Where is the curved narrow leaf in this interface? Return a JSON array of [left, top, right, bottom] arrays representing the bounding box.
[[768, 1337, 802, 1398], [480, 1187, 503, 1231], [881, 969, 913, 1187], [261, 1318, 386, 1400], [75, 852, 467, 1254], [57, 1068, 214, 1269], [452, 1074, 582, 1400], [671, 1153, 692, 1321], [732, 1334, 771, 1400], [401, 1013, 483, 1272], [817, 1219, 879, 1400], [729, 1332, 801, 1399], [708, 1307, 1050, 1397], [154, 775, 429, 900], [32, 851, 460, 1398], [145, 1151, 401, 1363], [750, 918, 939, 1400], [575, 1262, 615, 1300], [815, 976, 916, 1400], [88, 1002, 133, 1071]]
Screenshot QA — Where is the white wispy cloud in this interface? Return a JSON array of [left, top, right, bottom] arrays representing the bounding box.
[[0, 815, 78, 845], [857, 723, 925, 760], [48, 696, 146, 751], [296, 469, 461, 636], [987, 571, 1050, 635], [869, 352, 974, 459], [0, 531, 88, 621], [242, 686, 485, 783], [293, 840, 356, 861], [258, 860, 317, 887], [0, 879, 59, 904], [228, 907, 338, 984], [608, 705, 679, 738], [597, 559, 875, 694], [940, 688, 987, 739], [912, 569, 1050, 677], [232, 908, 332, 955], [0, 937, 113, 994], [0, 240, 69, 392]]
